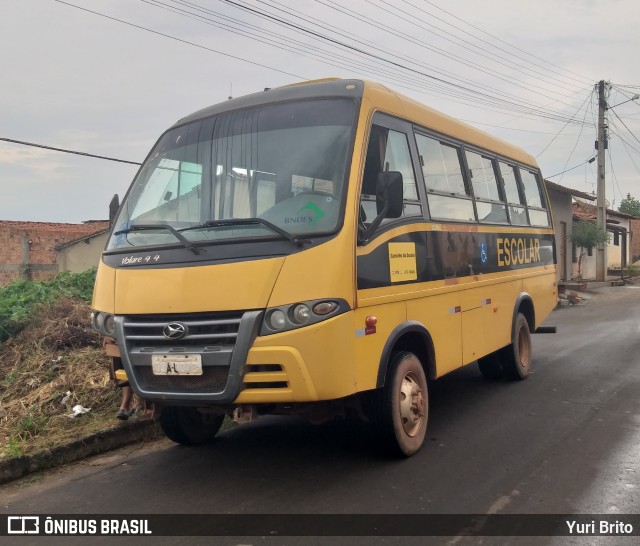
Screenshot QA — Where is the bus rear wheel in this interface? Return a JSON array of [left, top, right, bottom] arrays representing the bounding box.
[[501, 312, 532, 380], [159, 406, 224, 445], [373, 351, 428, 457]]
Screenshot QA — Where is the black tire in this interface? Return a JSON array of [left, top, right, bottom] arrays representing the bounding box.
[[371, 351, 428, 457], [159, 406, 224, 445], [477, 352, 505, 380], [501, 312, 532, 381]]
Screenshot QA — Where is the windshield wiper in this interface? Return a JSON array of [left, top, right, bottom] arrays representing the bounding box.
[[179, 219, 310, 248], [113, 223, 202, 255]]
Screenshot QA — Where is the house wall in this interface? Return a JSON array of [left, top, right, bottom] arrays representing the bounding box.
[[0, 221, 108, 286], [631, 218, 640, 263], [547, 189, 573, 281], [605, 218, 630, 269], [57, 233, 109, 273]]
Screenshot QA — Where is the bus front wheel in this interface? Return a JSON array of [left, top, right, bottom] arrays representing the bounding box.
[[159, 406, 224, 445], [373, 351, 428, 457], [501, 312, 532, 380]]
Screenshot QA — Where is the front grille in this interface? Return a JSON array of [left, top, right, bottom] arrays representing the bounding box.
[[137, 366, 228, 393], [120, 311, 246, 396], [123, 312, 243, 348]]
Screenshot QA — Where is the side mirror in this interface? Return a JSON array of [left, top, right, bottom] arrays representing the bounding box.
[[376, 171, 404, 219], [359, 171, 404, 245], [109, 194, 120, 228]]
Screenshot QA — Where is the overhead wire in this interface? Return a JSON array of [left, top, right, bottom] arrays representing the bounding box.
[[545, 158, 595, 179], [365, 0, 586, 95], [418, 0, 593, 85], [52, 0, 592, 126], [0, 137, 142, 165], [51, 0, 306, 79], [558, 91, 595, 183], [311, 0, 585, 108], [536, 89, 594, 158], [145, 0, 592, 123]]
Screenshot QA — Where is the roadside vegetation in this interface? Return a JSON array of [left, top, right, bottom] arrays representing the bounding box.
[[0, 270, 120, 460]]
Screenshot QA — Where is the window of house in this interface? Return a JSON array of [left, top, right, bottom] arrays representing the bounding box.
[[415, 133, 475, 222]]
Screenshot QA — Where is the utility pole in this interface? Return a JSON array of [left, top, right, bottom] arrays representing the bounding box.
[[596, 80, 608, 282]]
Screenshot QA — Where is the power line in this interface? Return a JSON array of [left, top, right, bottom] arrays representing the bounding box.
[[0, 137, 141, 165], [222, 0, 591, 123], [54, 0, 590, 125], [558, 90, 596, 183], [311, 0, 584, 109], [364, 0, 585, 95], [154, 0, 588, 120], [535, 89, 594, 158], [545, 157, 595, 179], [418, 0, 593, 84], [609, 106, 640, 147], [51, 0, 306, 80]]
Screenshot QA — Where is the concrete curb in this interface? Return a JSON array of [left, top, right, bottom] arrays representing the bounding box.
[[0, 419, 162, 485]]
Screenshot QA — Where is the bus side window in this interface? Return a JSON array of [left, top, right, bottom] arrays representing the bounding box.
[[519, 168, 550, 227], [465, 151, 508, 224], [498, 161, 528, 226], [415, 133, 475, 222], [360, 125, 421, 226]]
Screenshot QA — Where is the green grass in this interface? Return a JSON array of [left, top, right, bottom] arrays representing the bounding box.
[[5, 436, 23, 458], [0, 268, 96, 342]]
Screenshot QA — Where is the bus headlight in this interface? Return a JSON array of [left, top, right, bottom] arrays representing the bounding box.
[[104, 314, 116, 335], [267, 309, 287, 331], [290, 304, 311, 324], [260, 299, 349, 335], [91, 311, 116, 337]]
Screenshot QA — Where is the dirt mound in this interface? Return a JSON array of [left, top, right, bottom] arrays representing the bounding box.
[[0, 298, 119, 459]]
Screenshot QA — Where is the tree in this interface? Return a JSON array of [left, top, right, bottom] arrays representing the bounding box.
[[569, 221, 609, 279], [618, 193, 640, 217]]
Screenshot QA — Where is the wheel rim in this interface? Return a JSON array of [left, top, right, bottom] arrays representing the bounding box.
[[517, 325, 531, 369], [399, 371, 426, 437]]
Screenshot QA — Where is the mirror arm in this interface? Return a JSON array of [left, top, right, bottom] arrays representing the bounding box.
[[358, 202, 388, 246]]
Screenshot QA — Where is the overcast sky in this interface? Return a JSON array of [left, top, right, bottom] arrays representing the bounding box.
[[2, 0, 640, 223]]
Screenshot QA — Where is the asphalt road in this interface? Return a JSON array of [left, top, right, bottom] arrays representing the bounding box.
[[2, 285, 640, 545]]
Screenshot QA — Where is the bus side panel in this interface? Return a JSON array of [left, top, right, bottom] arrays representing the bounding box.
[[353, 301, 407, 392], [407, 292, 462, 377], [523, 270, 558, 328], [461, 279, 522, 364]]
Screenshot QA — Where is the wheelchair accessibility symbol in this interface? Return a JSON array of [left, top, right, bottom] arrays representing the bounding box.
[[480, 242, 488, 264]]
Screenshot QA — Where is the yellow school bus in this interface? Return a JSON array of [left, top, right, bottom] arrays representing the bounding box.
[[92, 79, 557, 456]]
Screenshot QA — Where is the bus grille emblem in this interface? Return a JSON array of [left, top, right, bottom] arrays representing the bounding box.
[[163, 322, 187, 339]]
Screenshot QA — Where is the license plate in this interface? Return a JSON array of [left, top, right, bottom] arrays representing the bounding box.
[[151, 354, 203, 376]]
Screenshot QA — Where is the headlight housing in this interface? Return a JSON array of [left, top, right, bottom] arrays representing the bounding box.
[[260, 298, 349, 335], [91, 311, 116, 337]]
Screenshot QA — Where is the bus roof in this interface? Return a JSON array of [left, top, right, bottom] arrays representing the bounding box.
[[173, 78, 538, 168]]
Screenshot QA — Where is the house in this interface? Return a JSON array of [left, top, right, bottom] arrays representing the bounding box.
[[56, 228, 110, 274], [571, 201, 632, 279], [544, 180, 596, 282], [0, 220, 109, 286], [630, 217, 640, 263]]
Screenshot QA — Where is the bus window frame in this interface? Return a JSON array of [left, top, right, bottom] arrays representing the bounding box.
[[357, 112, 427, 244], [516, 167, 551, 227], [412, 127, 478, 224]]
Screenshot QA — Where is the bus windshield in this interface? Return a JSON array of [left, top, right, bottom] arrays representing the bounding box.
[[108, 98, 356, 251]]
